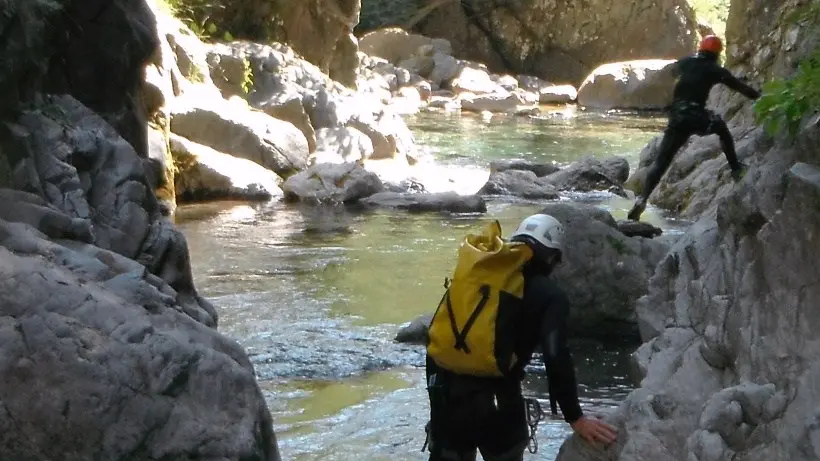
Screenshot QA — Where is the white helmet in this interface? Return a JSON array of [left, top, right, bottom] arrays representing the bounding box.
[[510, 213, 565, 255]]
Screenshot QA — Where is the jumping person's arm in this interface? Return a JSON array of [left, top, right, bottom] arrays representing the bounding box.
[[718, 67, 761, 100]]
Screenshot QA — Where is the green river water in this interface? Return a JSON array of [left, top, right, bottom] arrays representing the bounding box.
[[175, 108, 682, 460]]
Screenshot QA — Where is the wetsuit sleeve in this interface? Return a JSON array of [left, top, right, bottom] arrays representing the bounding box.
[[718, 67, 761, 100], [537, 279, 584, 423]]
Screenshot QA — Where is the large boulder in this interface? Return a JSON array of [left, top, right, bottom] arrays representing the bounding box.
[[312, 126, 375, 164], [540, 84, 579, 104], [170, 96, 310, 178], [4, 94, 218, 326], [489, 159, 560, 178], [359, 191, 487, 213], [480, 156, 631, 198], [170, 134, 284, 202], [208, 41, 342, 105], [282, 162, 384, 204], [450, 65, 503, 95], [0, 219, 278, 461], [479, 170, 561, 199], [155, 8, 218, 95], [395, 203, 672, 342], [540, 203, 671, 339], [270, 0, 362, 87], [626, 123, 773, 220], [258, 92, 318, 153], [460, 91, 536, 114], [542, 156, 631, 195], [412, 0, 698, 85], [577, 60, 678, 110], [0, 94, 281, 459], [556, 2, 820, 458], [358, 27, 452, 65], [205, 41, 421, 167]]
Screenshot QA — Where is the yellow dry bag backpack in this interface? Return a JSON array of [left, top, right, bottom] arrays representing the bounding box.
[[426, 220, 534, 378]]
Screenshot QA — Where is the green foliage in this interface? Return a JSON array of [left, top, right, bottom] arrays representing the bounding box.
[[689, 0, 731, 37], [157, 0, 284, 43], [241, 58, 254, 95], [159, 0, 233, 41], [753, 4, 820, 141], [753, 55, 820, 139]]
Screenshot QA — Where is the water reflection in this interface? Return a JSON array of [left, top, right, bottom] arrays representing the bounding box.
[[405, 108, 667, 168]]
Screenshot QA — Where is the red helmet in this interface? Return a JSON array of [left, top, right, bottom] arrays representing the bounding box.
[[699, 35, 723, 54]]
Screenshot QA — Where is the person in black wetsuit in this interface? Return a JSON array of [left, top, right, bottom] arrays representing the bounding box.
[[627, 35, 762, 221], [424, 214, 618, 461]]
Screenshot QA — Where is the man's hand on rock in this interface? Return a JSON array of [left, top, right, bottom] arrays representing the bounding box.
[[570, 415, 618, 446]]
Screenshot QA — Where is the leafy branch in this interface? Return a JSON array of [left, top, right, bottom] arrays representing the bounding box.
[[752, 3, 820, 141]]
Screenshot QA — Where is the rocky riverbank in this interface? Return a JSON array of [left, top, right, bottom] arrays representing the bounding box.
[[140, 0, 700, 214], [0, 0, 280, 459], [556, 0, 820, 459]]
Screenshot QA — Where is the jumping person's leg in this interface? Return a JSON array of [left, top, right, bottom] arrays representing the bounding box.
[[707, 114, 747, 181], [627, 125, 692, 220]]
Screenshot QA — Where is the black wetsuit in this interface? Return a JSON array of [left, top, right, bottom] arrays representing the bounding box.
[[638, 51, 761, 203], [424, 263, 581, 461]]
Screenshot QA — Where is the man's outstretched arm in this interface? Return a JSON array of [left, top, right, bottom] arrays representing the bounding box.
[[719, 68, 761, 100], [538, 280, 582, 423], [538, 278, 618, 445]]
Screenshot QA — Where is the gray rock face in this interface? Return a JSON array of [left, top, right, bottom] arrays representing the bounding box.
[[540, 203, 670, 339], [0, 94, 281, 459], [412, 0, 697, 85], [0, 0, 158, 158], [480, 156, 631, 199], [0, 219, 278, 461], [3, 95, 217, 326], [0, 1, 283, 452], [556, 1, 820, 455], [625, 126, 772, 219]]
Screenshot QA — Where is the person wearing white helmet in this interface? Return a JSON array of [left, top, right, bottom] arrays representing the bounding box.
[[424, 214, 617, 461]]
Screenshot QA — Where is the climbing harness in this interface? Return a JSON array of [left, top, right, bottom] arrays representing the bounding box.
[[524, 396, 546, 454]]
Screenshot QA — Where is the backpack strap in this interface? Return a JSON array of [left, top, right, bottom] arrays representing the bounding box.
[[445, 284, 492, 354]]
